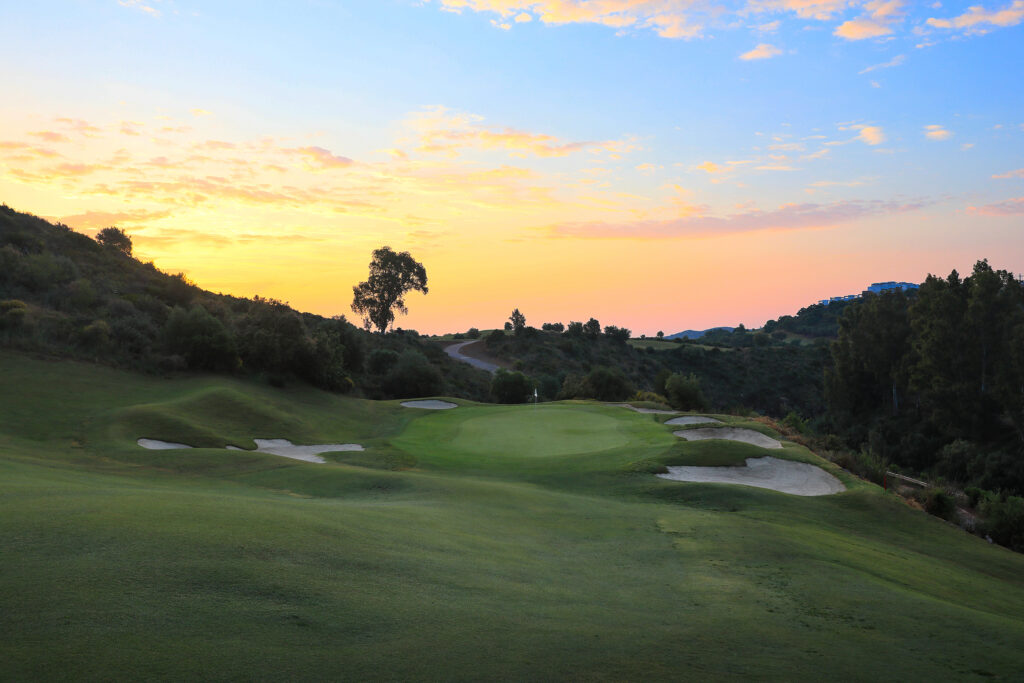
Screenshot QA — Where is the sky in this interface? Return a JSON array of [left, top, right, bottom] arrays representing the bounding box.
[[1, 0, 1022, 335]]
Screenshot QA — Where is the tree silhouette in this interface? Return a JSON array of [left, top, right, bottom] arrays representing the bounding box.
[[96, 227, 132, 257], [351, 247, 428, 333]]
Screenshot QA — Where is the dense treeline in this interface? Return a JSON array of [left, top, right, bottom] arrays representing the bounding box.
[[825, 261, 1024, 548], [482, 319, 829, 417], [0, 205, 490, 401]]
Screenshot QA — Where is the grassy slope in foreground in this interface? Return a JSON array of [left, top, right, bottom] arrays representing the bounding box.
[[2, 351, 1024, 680]]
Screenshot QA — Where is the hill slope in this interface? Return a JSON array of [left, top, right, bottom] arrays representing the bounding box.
[[3, 350, 1023, 679]]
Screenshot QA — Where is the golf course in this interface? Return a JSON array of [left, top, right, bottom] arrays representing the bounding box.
[[3, 349, 1024, 680]]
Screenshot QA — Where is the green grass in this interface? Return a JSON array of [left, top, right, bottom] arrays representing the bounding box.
[[2, 350, 1024, 680]]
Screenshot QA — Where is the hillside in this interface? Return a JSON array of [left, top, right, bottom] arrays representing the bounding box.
[[3, 350, 1024, 679], [0, 205, 490, 401]]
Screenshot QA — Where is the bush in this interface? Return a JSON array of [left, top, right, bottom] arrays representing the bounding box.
[[367, 348, 399, 375], [664, 373, 707, 410], [164, 305, 239, 371], [0, 300, 27, 329], [384, 350, 443, 398], [486, 329, 506, 345], [491, 369, 534, 404], [581, 366, 633, 401], [916, 487, 956, 521], [979, 494, 1024, 552], [631, 390, 670, 406], [466, 328, 480, 339]]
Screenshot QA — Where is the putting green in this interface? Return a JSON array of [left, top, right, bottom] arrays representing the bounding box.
[[449, 406, 631, 458]]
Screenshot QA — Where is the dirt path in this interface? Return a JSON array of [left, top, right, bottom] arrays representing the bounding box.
[[445, 340, 501, 374]]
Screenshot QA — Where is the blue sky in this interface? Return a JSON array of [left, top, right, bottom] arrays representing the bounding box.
[[1, 1, 1022, 333]]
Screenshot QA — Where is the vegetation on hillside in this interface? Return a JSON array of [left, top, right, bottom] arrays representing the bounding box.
[[0, 205, 489, 401], [821, 261, 1024, 547]]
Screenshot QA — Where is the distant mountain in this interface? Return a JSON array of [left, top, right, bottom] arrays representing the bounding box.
[[666, 327, 735, 340]]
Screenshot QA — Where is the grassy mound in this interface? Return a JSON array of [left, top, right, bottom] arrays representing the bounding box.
[[2, 350, 1024, 680]]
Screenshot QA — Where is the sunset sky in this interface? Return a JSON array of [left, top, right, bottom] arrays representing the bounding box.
[[2, 1, 1023, 334]]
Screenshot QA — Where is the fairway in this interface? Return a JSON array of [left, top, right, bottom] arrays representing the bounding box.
[[3, 351, 1024, 680]]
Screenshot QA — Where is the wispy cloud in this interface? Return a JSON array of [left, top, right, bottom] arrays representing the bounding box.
[[544, 198, 926, 239], [927, 1, 1024, 34], [924, 124, 952, 140], [406, 106, 637, 159], [968, 197, 1024, 215], [859, 53, 905, 74], [739, 43, 783, 60], [993, 168, 1024, 179]]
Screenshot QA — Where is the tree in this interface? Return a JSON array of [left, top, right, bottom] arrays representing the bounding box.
[[96, 227, 132, 256], [509, 308, 526, 335], [603, 325, 630, 343], [491, 369, 534, 403], [657, 331, 664, 340], [351, 247, 428, 334], [583, 317, 601, 339]]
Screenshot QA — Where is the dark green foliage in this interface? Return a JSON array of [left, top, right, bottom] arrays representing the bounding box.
[[565, 321, 583, 338], [509, 308, 526, 335], [351, 246, 428, 333], [583, 318, 601, 339], [0, 207, 482, 398], [603, 325, 630, 343], [542, 322, 564, 332], [95, 226, 133, 256], [491, 368, 534, 403], [979, 494, 1024, 552], [916, 487, 956, 521], [664, 372, 707, 410], [0, 300, 27, 329], [825, 260, 1024, 497], [384, 350, 443, 398], [561, 366, 633, 401], [466, 327, 480, 339], [164, 305, 240, 372], [367, 348, 400, 375]]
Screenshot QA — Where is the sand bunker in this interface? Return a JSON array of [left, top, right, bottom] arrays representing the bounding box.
[[610, 403, 678, 415], [137, 438, 193, 450], [665, 416, 722, 426], [657, 456, 845, 496], [138, 437, 362, 464], [401, 400, 458, 410], [250, 438, 363, 464], [674, 427, 782, 449]]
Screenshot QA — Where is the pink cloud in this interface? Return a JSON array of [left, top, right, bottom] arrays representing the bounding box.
[[545, 198, 927, 239]]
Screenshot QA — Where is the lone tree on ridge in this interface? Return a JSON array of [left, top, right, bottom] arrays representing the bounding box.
[[508, 308, 526, 335], [96, 226, 133, 257], [351, 246, 428, 333]]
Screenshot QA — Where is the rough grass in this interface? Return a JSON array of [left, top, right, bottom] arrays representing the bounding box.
[[2, 351, 1024, 680]]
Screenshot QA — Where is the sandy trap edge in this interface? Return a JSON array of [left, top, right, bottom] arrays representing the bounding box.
[[137, 438, 363, 464], [674, 426, 782, 449], [401, 399, 458, 410], [658, 456, 845, 496]]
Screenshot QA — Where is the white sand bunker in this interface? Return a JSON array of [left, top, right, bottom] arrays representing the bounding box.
[[137, 438, 193, 450], [138, 437, 362, 464], [674, 427, 782, 449], [248, 438, 363, 464], [666, 416, 722, 426], [401, 400, 458, 410], [658, 457, 845, 496], [610, 403, 678, 415]]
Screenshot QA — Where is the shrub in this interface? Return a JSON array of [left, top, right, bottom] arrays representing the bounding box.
[[367, 348, 400, 375], [491, 369, 534, 404], [466, 327, 481, 339], [580, 366, 633, 401], [0, 299, 27, 329], [164, 305, 239, 371], [78, 319, 111, 349], [631, 390, 670, 406], [664, 372, 707, 410], [384, 350, 443, 398], [916, 487, 956, 521], [979, 494, 1024, 552], [486, 329, 506, 345]]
